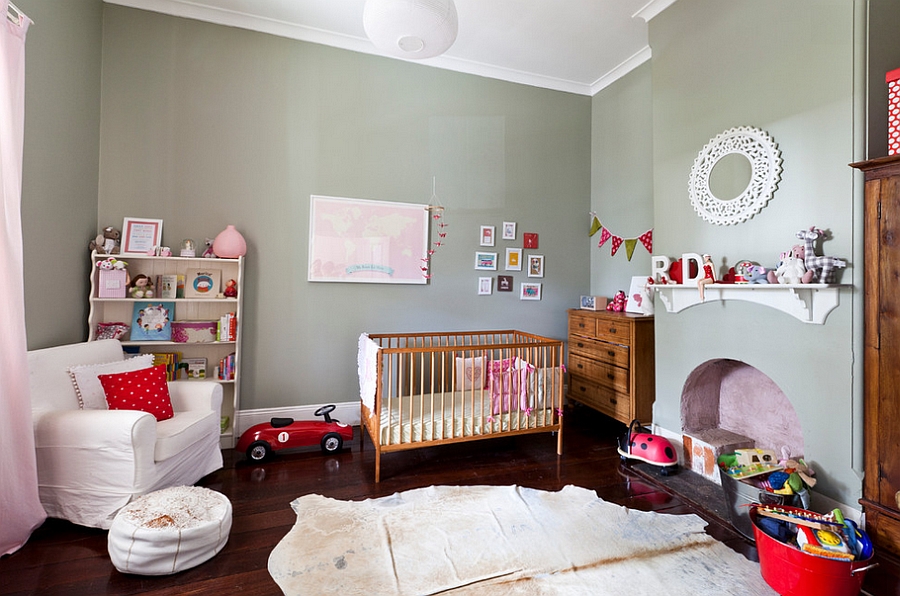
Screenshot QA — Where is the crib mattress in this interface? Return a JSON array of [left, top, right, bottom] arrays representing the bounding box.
[[377, 390, 556, 445]]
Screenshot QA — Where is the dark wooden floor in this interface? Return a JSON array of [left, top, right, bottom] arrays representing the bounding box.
[[2, 405, 899, 595]]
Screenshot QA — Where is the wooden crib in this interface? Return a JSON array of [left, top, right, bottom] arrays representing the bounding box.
[[358, 330, 565, 482]]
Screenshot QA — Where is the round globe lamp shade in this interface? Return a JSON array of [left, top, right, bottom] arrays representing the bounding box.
[[363, 0, 458, 60], [212, 225, 247, 258]]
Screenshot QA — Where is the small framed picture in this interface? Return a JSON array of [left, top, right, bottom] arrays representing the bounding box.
[[480, 225, 495, 247], [527, 254, 544, 278], [520, 282, 542, 301], [497, 275, 514, 292], [121, 217, 163, 256], [502, 221, 516, 240], [505, 247, 522, 271], [523, 232, 539, 249], [474, 251, 498, 270], [478, 277, 492, 295]]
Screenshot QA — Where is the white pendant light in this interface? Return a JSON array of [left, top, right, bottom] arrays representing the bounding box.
[[363, 0, 458, 60]]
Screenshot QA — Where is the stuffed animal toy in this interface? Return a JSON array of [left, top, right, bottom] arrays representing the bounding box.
[[202, 238, 216, 258], [96, 257, 127, 271], [606, 290, 627, 312], [796, 227, 847, 283], [772, 255, 807, 285], [745, 265, 769, 284], [89, 226, 121, 255], [128, 274, 154, 298]]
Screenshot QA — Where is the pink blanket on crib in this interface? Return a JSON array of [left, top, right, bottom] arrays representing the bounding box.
[[487, 357, 534, 415]]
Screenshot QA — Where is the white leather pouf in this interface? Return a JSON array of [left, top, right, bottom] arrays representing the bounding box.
[[108, 486, 232, 575]]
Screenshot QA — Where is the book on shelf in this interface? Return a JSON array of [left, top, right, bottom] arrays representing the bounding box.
[[218, 352, 236, 381], [150, 352, 182, 381], [185, 268, 221, 298], [157, 274, 179, 299], [183, 357, 208, 379], [217, 312, 238, 342], [130, 301, 174, 341]]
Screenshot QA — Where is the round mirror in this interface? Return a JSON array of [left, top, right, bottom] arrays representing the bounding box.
[[689, 127, 782, 225], [708, 153, 752, 202]]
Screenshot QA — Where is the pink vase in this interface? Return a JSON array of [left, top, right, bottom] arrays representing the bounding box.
[[212, 225, 247, 258]]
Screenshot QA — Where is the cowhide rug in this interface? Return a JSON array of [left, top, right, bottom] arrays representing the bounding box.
[[269, 484, 776, 595]]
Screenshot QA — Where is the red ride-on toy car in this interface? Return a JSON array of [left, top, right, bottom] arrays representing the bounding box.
[[617, 419, 679, 475], [237, 404, 353, 461]]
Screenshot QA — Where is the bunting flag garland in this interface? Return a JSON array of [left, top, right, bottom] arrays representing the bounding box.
[[588, 212, 652, 261], [598, 227, 611, 247], [610, 235, 623, 256]]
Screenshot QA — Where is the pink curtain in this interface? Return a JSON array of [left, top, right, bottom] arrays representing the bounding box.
[[0, 0, 44, 556]]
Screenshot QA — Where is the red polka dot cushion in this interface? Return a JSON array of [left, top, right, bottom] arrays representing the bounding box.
[[98, 364, 174, 421]]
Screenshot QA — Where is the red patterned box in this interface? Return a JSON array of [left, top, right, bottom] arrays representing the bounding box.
[[171, 321, 218, 343], [889, 67, 900, 155]]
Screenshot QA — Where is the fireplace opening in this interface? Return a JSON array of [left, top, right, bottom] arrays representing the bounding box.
[[680, 359, 804, 482]]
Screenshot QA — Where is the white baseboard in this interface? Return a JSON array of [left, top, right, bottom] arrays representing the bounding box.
[[235, 401, 360, 437]]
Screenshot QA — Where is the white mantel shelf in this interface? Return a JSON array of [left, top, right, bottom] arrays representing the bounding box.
[[653, 283, 849, 324]]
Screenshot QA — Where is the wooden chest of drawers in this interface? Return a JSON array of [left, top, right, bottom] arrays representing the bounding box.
[[567, 309, 655, 425]]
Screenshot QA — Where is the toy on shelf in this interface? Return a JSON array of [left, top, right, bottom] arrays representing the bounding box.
[[745, 264, 770, 284], [96, 256, 127, 271], [797, 227, 846, 283], [223, 279, 238, 298], [202, 238, 216, 258], [767, 244, 808, 284], [606, 290, 627, 312], [697, 253, 716, 300], [89, 226, 121, 255], [128, 274, 155, 299], [719, 449, 783, 480]]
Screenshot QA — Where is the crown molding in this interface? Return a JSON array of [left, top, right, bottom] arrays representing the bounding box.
[[104, 0, 647, 96], [633, 0, 678, 22]]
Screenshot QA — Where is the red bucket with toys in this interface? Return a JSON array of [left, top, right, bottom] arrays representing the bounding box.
[[750, 504, 875, 596]]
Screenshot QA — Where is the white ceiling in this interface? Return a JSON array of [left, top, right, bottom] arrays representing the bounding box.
[[104, 0, 676, 96]]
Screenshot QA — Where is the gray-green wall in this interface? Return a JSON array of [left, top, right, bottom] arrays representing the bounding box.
[[96, 6, 591, 411], [590, 0, 866, 505], [590, 61, 654, 298], [18, 0, 102, 349]]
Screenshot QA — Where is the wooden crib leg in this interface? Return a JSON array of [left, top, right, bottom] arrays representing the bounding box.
[[556, 423, 564, 456], [375, 449, 381, 483]]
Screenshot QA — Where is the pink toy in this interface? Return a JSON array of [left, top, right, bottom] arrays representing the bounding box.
[[607, 290, 627, 312], [796, 227, 846, 283]]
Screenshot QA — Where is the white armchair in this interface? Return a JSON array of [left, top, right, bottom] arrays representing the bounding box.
[[28, 340, 223, 529]]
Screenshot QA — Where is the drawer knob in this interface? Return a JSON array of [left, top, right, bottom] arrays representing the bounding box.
[[607, 350, 615, 357], [579, 386, 586, 393], [577, 342, 585, 348], [607, 373, 615, 380], [609, 327, 617, 333], [610, 398, 618, 405], [577, 364, 584, 369]]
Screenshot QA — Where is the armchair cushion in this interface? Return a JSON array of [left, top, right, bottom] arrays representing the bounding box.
[[68, 353, 154, 409], [100, 364, 174, 421]]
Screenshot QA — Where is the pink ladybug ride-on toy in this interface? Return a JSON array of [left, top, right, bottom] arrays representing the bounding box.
[[617, 419, 679, 476], [237, 404, 353, 462]]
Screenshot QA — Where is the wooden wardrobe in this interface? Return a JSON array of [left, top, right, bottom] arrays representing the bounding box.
[[854, 154, 900, 559]]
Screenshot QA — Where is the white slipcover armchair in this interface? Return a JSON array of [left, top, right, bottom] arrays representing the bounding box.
[[28, 340, 224, 529]]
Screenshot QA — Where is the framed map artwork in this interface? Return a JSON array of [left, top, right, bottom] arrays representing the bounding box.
[[308, 195, 430, 284]]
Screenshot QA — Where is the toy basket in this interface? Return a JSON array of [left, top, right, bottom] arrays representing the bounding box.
[[750, 505, 875, 596]]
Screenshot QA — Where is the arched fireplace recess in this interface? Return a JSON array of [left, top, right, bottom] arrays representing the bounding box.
[[680, 359, 804, 483]]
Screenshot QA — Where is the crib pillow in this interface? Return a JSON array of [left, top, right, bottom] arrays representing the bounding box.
[[454, 356, 486, 391]]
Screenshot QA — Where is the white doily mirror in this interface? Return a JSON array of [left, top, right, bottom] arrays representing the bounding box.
[[689, 126, 782, 226]]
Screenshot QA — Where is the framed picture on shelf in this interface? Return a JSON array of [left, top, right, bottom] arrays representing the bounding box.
[[478, 277, 492, 295], [505, 248, 522, 271], [185, 268, 221, 298], [474, 252, 497, 270], [502, 221, 516, 240], [520, 283, 542, 301], [130, 301, 174, 341], [121, 218, 163, 256], [527, 254, 544, 278], [480, 225, 495, 247]]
